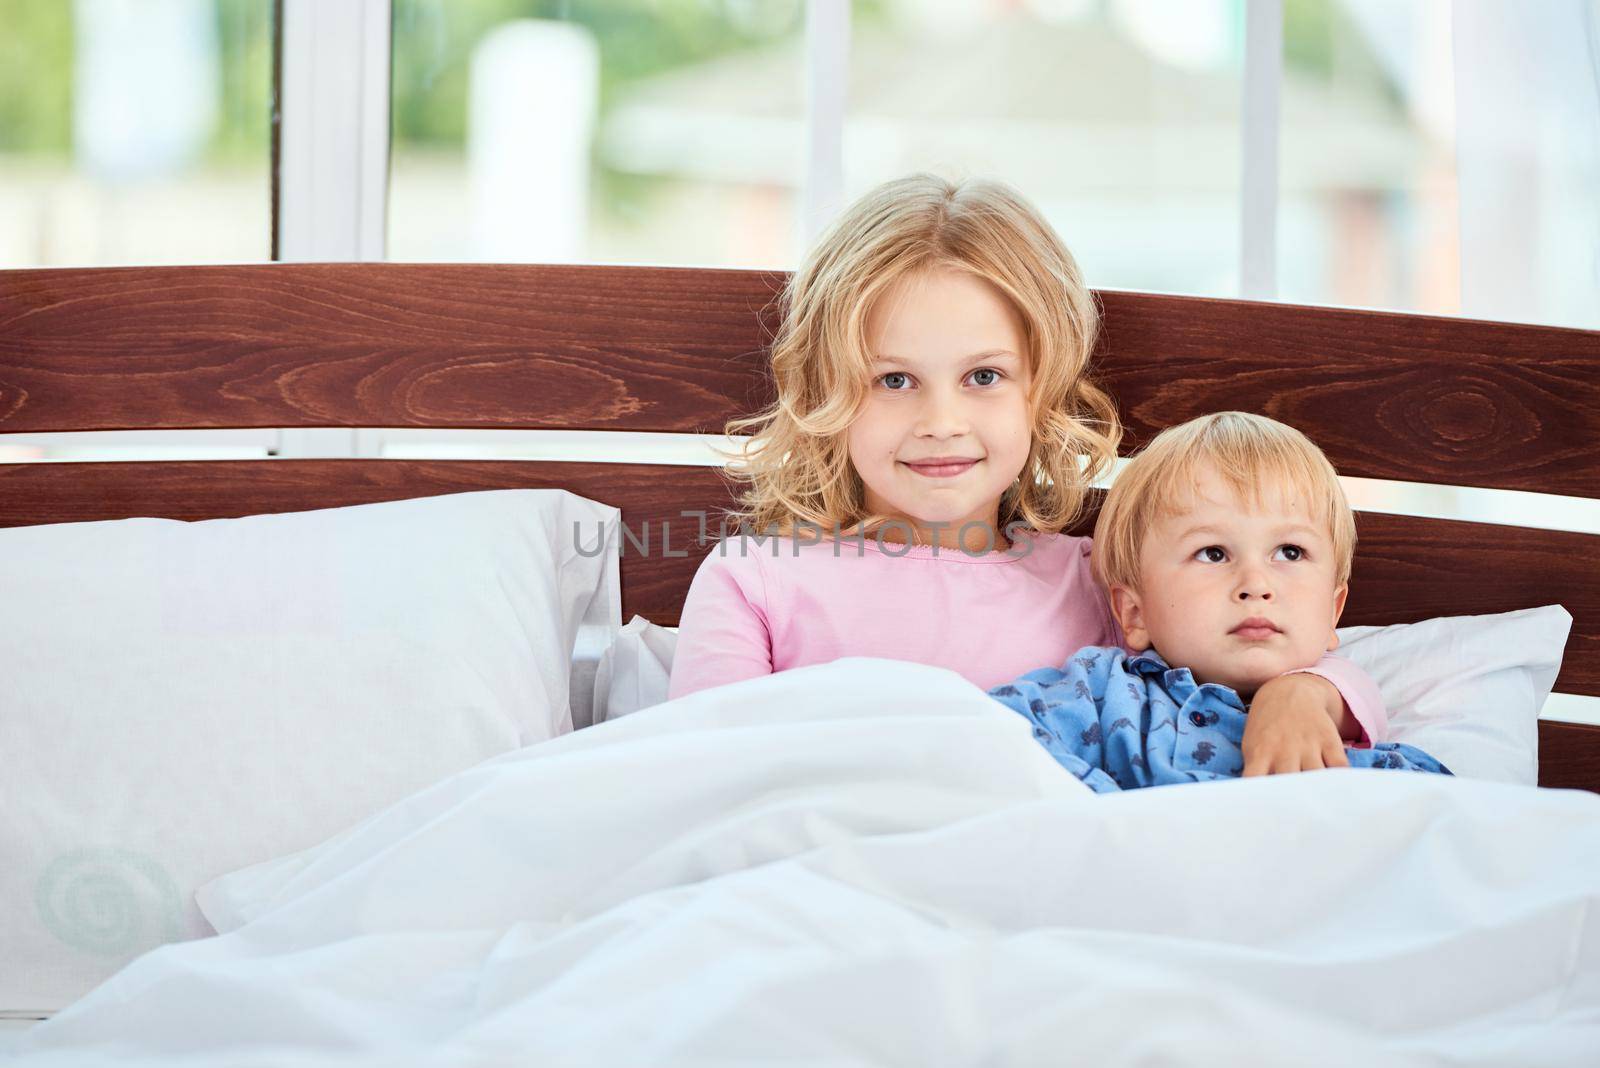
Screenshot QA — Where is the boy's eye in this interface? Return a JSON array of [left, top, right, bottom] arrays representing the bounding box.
[[878, 372, 912, 391], [1194, 546, 1226, 563], [1273, 544, 1306, 562], [968, 368, 1001, 387]]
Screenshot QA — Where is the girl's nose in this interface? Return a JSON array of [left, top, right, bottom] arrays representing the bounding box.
[[914, 389, 970, 438]]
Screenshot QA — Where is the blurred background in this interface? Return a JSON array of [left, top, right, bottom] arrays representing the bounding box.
[[4, 0, 1596, 327]]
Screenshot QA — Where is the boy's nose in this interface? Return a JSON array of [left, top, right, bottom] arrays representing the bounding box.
[[1235, 572, 1273, 604]]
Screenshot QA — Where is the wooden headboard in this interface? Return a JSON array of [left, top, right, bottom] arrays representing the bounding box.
[[3, 263, 1598, 790]]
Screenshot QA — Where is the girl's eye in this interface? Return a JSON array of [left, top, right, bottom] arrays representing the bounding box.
[[1273, 544, 1306, 562], [1194, 546, 1227, 563], [968, 368, 1001, 387], [878, 372, 912, 391]]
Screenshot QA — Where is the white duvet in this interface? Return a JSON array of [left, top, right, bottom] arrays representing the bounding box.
[[12, 658, 1600, 1066]]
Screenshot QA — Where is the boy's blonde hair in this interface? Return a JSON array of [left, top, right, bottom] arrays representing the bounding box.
[[721, 173, 1121, 539], [1092, 411, 1356, 590]]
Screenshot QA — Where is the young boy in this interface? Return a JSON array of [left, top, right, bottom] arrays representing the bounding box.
[[989, 412, 1449, 793]]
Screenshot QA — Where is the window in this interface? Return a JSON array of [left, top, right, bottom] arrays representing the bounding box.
[[0, 0, 274, 268], [844, 0, 1247, 298], [1277, 0, 1458, 315], [388, 0, 806, 268]]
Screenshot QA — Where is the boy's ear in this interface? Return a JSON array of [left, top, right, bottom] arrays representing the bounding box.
[[1109, 585, 1152, 651], [1327, 584, 1349, 650]]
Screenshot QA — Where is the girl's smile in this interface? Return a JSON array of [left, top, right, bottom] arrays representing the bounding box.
[[900, 456, 983, 479]]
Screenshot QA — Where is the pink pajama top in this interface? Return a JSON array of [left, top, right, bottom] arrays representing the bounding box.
[[667, 530, 1386, 745]]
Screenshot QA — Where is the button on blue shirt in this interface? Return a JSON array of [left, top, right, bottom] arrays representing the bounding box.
[[988, 646, 1449, 793]]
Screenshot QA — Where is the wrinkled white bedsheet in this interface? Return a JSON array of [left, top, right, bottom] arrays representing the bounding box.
[[13, 658, 1600, 1066]]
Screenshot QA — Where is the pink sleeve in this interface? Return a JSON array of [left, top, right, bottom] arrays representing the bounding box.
[[1283, 654, 1388, 746], [666, 547, 776, 701]]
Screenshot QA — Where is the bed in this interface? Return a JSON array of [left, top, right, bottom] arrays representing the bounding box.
[[2, 262, 1599, 1064]]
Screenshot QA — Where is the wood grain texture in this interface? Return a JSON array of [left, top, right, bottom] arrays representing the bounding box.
[[0, 263, 781, 434], [1537, 721, 1600, 792], [1342, 512, 1596, 697], [1093, 290, 1600, 499], [4, 266, 1599, 497]]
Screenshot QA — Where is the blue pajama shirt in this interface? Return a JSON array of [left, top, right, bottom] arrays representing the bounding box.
[[988, 646, 1451, 794]]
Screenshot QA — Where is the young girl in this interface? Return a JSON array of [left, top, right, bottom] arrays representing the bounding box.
[[668, 173, 1384, 773]]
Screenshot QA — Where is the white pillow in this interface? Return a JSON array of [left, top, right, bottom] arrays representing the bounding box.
[[586, 608, 1570, 783], [1333, 605, 1571, 786], [569, 622, 623, 731], [0, 488, 621, 1013], [592, 616, 680, 724]]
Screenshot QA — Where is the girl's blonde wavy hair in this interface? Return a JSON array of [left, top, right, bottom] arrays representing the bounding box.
[[719, 172, 1122, 542]]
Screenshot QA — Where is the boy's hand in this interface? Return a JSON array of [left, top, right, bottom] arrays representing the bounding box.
[[1242, 673, 1351, 776]]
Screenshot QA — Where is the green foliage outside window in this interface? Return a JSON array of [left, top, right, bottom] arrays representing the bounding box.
[[0, 0, 73, 154], [0, 0, 270, 162]]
